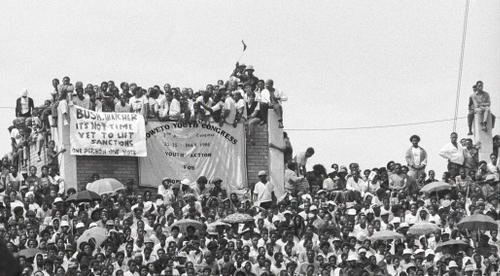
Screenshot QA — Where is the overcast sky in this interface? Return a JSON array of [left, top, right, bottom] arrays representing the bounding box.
[[0, 0, 499, 176]]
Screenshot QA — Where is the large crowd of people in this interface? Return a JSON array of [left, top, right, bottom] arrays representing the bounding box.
[[1, 72, 500, 276]]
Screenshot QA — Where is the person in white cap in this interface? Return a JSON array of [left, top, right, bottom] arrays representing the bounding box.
[[253, 171, 274, 209], [401, 248, 414, 271], [447, 260, 459, 274]]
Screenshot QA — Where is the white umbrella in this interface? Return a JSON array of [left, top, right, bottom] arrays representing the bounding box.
[[86, 178, 126, 195]]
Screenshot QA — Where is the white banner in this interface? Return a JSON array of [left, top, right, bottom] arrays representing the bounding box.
[[139, 121, 247, 193], [69, 105, 147, 157]]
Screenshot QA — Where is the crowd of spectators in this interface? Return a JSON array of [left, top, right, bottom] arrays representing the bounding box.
[[1, 74, 499, 276]]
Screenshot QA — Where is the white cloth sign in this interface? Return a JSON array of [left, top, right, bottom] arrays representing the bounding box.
[[69, 105, 147, 157], [139, 121, 247, 192]]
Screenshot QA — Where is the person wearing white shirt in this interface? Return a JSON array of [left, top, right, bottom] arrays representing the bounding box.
[[438, 132, 465, 178], [168, 94, 181, 121], [486, 153, 500, 180], [253, 171, 274, 209], [130, 88, 148, 118], [346, 172, 368, 196], [196, 92, 213, 117], [260, 79, 287, 128], [223, 93, 236, 125], [284, 163, 304, 194], [234, 92, 247, 122]]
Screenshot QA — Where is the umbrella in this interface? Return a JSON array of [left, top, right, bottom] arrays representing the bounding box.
[[208, 221, 231, 229], [370, 230, 405, 241], [86, 178, 126, 195], [435, 239, 471, 253], [171, 219, 205, 233], [221, 213, 254, 224], [77, 227, 108, 250], [420, 182, 452, 193], [66, 190, 101, 203], [407, 222, 441, 236], [457, 214, 498, 231], [16, 248, 45, 259]]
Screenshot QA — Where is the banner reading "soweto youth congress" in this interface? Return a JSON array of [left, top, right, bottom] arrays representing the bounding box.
[[139, 121, 247, 192], [69, 106, 147, 156]]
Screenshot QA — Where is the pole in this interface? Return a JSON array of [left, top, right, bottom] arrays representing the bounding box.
[[452, 0, 471, 132]]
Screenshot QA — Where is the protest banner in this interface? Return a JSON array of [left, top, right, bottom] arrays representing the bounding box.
[[139, 121, 247, 193], [69, 105, 147, 157]]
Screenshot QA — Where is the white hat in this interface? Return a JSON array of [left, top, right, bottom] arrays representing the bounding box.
[[414, 249, 424, 255], [347, 209, 357, 216], [425, 249, 435, 257], [448, 260, 458, 268], [181, 178, 190, 185], [402, 248, 413, 255], [53, 197, 63, 204], [309, 205, 318, 211], [399, 222, 409, 229], [358, 247, 367, 254], [60, 221, 69, 227], [89, 222, 97, 228], [258, 170, 267, 176]]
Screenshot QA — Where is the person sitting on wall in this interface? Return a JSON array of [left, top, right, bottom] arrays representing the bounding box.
[[471, 81, 493, 132]]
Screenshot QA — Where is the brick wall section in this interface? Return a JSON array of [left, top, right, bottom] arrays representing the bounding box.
[[26, 142, 48, 173], [76, 156, 139, 191], [246, 124, 269, 188]]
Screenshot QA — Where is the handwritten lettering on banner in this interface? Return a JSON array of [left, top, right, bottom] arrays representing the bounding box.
[[139, 121, 247, 192], [69, 106, 147, 156]]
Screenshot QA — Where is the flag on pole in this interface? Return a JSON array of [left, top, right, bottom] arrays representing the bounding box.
[[242, 40, 247, 51]]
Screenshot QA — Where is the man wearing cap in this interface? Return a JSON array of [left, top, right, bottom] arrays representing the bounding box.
[[253, 171, 274, 209], [405, 135, 427, 180], [243, 65, 259, 91]]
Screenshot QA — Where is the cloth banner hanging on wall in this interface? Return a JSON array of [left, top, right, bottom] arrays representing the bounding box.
[[139, 121, 247, 193], [69, 105, 147, 157]]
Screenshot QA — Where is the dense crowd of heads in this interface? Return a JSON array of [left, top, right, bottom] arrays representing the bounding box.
[[1, 74, 500, 276]]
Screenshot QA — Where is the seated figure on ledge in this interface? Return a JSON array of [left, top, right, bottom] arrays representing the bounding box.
[[468, 80, 495, 134]]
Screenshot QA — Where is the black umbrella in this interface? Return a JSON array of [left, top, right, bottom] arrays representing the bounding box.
[[66, 190, 101, 203]]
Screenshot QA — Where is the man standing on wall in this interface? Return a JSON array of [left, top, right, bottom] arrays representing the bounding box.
[[405, 135, 427, 180], [439, 132, 465, 179]]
